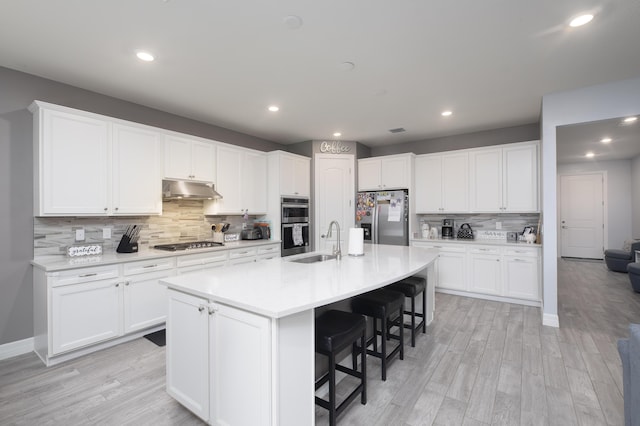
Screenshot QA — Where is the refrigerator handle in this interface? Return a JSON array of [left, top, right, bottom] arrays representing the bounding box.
[[373, 199, 378, 244]]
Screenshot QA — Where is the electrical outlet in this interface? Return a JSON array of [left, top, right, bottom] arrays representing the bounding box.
[[103, 227, 111, 239], [75, 228, 85, 241], [496, 222, 502, 230]]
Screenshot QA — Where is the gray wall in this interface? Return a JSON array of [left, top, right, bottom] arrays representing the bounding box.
[[369, 123, 539, 157], [0, 66, 286, 346]]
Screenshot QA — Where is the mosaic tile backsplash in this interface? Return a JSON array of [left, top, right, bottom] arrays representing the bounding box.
[[417, 213, 541, 235], [34, 200, 267, 258]]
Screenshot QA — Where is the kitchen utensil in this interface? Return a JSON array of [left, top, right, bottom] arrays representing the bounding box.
[[212, 224, 217, 232], [221, 223, 230, 232]]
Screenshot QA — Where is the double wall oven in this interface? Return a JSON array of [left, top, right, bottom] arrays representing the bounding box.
[[281, 196, 311, 257]]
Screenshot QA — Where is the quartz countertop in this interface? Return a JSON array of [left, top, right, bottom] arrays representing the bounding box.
[[161, 244, 438, 319], [411, 237, 541, 248], [31, 239, 281, 272]]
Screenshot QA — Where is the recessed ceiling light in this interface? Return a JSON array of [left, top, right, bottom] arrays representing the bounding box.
[[283, 15, 303, 30], [333, 132, 342, 137], [569, 14, 594, 27], [338, 62, 355, 72], [441, 110, 453, 117], [585, 152, 595, 158], [600, 137, 612, 143], [623, 116, 638, 123], [268, 105, 279, 112], [136, 51, 155, 62]]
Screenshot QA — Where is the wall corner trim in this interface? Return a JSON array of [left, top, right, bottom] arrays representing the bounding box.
[[542, 313, 560, 328], [0, 337, 34, 361]]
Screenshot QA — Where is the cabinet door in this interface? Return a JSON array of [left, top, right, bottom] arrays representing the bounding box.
[[441, 152, 469, 212], [51, 278, 122, 354], [242, 151, 267, 214], [415, 155, 443, 213], [437, 251, 466, 291], [112, 124, 162, 215], [212, 146, 242, 213], [503, 256, 539, 300], [166, 290, 210, 422], [164, 135, 193, 180], [211, 303, 271, 426], [381, 156, 410, 189], [40, 109, 109, 215], [123, 270, 173, 333], [503, 143, 538, 212], [358, 159, 381, 191], [468, 253, 502, 295], [292, 156, 311, 196], [469, 148, 502, 212], [191, 141, 215, 182]]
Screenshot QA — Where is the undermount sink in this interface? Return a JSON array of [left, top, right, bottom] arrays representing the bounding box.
[[289, 254, 338, 264]]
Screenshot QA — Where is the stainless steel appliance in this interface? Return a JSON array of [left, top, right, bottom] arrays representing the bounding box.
[[355, 190, 409, 246], [281, 196, 311, 256], [442, 218, 454, 239], [154, 241, 224, 251]]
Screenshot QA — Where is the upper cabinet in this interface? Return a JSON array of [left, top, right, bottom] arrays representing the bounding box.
[[268, 151, 310, 197], [164, 134, 215, 182], [31, 101, 162, 217], [358, 154, 413, 191], [415, 152, 469, 213], [204, 145, 267, 215], [469, 141, 539, 213]]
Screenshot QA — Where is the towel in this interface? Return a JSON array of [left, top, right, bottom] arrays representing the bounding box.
[[292, 224, 304, 246]]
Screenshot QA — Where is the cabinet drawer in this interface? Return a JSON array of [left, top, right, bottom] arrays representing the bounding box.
[[257, 244, 280, 256], [177, 251, 229, 268], [228, 247, 258, 259], [504, 247, 539, 258], [124, 258, 175, 276], [50, 265, 120, 287], [468, 246, 501, 255]]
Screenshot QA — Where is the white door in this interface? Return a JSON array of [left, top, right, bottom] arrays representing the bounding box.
[[560, 173, 605, 259], [315, 154, 355, 252]]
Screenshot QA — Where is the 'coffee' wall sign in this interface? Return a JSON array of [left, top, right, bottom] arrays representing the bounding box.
[[319, 141, 351, 154]]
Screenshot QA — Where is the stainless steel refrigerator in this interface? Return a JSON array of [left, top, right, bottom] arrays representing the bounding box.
[[355, 189, 409, 246]]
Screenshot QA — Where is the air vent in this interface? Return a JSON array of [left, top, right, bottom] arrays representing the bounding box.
[[388, 127, 406, 133]]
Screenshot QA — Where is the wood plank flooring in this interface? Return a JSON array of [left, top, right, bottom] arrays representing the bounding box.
[[2, 258, 639, 425]]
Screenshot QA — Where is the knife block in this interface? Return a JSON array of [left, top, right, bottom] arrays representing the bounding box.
[[116, 235, 139, 253], [212, 232, 224, 244]]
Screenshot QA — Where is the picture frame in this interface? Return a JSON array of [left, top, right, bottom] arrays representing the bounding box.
[[522, 226, 534, 235]]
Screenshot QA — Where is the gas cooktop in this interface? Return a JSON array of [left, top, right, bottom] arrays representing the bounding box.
[[154, 241, 224, 251]]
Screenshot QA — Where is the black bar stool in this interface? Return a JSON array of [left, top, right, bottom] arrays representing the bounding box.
[[315, 309, 367, 426], [386, 276, 427, 347], [351, 288, 404, 381]]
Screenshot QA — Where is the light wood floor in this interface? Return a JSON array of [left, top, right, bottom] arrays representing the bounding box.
[[2, 258, 638, 425]]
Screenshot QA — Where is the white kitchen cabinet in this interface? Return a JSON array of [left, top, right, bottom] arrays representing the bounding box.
[[176, 251, 229, 275], [256, 243, 280, 261], [164, 134, 216, 182], [437, 248, 467, 291], [268, 151, 310, 197], [228, 246, 259, 265], [467, 246, 502, 295], [469, 141, 539, 213], [112, 124, 163, 215], [50, 273, 122, 355], [358, 154, 413, 191], [503, 247, 540, 300], [415, 152, 468, 213], [205, 145, 267, 215], [32, 104, 110, 216], [166, 290, 211, 422], [166, 289, 272, 425]]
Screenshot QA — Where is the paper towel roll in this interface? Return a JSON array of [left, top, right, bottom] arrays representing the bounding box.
[[348, 227, 364, 256]]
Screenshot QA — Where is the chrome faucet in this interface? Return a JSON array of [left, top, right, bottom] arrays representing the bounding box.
[[326, 220, 342, 259]]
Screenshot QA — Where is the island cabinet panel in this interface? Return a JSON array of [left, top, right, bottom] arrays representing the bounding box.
[[166, 289, 272, 425]]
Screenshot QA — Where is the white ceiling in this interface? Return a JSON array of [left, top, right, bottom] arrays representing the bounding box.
[[1, 0, 640, 148]]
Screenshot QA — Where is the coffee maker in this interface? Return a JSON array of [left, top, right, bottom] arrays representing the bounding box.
[[442, 218, 454, 239]]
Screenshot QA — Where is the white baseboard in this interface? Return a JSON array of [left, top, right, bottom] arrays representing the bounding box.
[[543, 313, 560, 328], [0, 337, 34, 361]]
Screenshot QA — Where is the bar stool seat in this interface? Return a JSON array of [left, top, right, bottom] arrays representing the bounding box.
[[351, 288, 404, 381], [315, 310, 367, 426], [386, 276, 427, 347]]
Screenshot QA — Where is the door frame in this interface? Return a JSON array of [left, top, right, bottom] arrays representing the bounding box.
[[557, 170, 608, 256]]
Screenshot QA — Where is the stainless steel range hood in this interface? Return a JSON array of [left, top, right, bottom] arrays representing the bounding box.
[[162, 179, 222, 200]]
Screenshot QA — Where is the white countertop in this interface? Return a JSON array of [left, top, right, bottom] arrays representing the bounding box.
[[161, 244, 438, 319], [31, 239, 281, 272], [411, 237, 541, 248]]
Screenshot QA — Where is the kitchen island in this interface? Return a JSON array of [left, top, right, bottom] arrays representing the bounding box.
[[161, 244, 438, 426]]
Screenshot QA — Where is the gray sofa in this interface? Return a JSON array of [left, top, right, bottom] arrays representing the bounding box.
[[629, 263, 640, 293], [605, 241, 640, 272], [619, 324, 640, 425]]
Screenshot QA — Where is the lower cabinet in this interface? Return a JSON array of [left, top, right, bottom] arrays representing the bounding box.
[[166, 289, 272, 425], [412, 241, 540, 304]]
